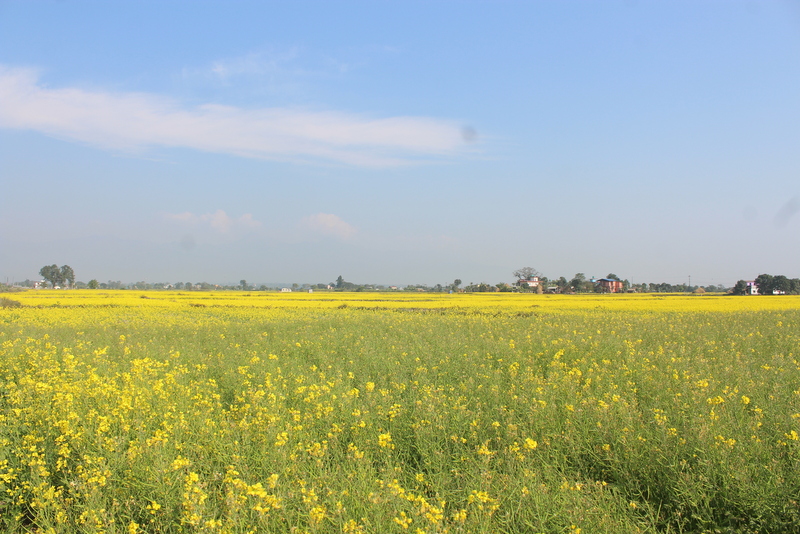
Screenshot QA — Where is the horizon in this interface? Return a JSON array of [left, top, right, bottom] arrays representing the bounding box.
[[7, 270, 748, 290], [2, 1, 799, 287]]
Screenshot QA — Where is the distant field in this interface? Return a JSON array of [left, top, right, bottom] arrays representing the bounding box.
[[1, 291, 799, 533], [10, 289, 800, 312]]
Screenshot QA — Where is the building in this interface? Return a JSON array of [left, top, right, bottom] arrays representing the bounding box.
[[596, 278, 624, 293], [517, 277, 540, 289]]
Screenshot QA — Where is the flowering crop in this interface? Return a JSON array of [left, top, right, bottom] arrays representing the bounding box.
[[1, 291, 799, 532]]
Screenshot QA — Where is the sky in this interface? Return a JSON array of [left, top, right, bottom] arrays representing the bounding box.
[[1, 1, 799, 287]]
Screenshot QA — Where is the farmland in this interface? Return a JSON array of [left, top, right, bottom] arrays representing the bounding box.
[[1, 291, 799, 533]]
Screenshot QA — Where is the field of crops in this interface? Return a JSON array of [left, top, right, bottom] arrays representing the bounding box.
[[1, 291, 799, 533]]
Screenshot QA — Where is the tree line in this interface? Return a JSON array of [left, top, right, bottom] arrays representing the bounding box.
[[20, 265, 797, 295], [732, 274, 800, 295]]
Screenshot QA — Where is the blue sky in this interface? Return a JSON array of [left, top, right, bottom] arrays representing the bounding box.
[[1, 1, 799, 287]]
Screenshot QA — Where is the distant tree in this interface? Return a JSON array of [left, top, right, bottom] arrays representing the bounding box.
[[61, 265, 75, 288], [790, 279, 800, 295], [570, 273, 587, 292], [773, 275, 790, 294], [513, 267, 541, 281], [556, 277, 568, 291], [453, 279, 462, 290], [39, 265, 52, 287], [731, 280, 748, 295], [39, 264, 63, 288], [497, 282, 512, 292], [240, 279, 248, 291], [606, 273, 620, 281], [336, 275, 345, 289], [754, 274, 774, 295], [87, 279, 99, 289]]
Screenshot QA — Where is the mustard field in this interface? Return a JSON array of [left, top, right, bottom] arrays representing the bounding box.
[[1, 291, 799, 533]]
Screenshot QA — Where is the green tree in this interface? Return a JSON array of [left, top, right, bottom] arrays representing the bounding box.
[[453, 279, 462, 290], [731, 280, 748, 295], [240, 279, 248, 291], [61, 265, 75, 288], [87, 279, 99, 289], [772, 275, 790, 294], [39, 264, 63, 288], [754, 274, 774, 295], [570, 273, 587, 292], [790, 279, 800, 295], [336, 276, 345, 289], [606, 273, 620, 281]]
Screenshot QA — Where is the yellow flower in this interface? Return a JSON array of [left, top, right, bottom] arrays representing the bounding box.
[[309, 505, 326, 524], [393, 511, 412, 529], [378, 433, 394, 449]]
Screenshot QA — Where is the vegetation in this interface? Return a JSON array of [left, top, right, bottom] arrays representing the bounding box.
[[755, 273, 800, 295], [14, 264, 738, 294], [0, 283, 23, 294], [512, 266, 541, 281], [732, 274, 800, 296], [0, 297, 22, 308], [1, 291, 799, 532], [38, 264, 75, 289]]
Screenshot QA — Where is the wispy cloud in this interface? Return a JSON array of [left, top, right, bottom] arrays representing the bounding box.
[[301, 213, 357, 240], [205, 48, 303, 81], [0, 65, 470, 166], [165, 210, 261, 234]]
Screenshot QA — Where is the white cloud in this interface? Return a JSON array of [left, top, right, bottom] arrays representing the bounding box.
[[302, 213, 357, 240], [0, 65, 469, 166], [165, 210, 262, 233], [206, 49, 301, 81]]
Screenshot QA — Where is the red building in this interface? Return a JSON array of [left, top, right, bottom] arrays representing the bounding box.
[[596, 278, 624, 293]]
